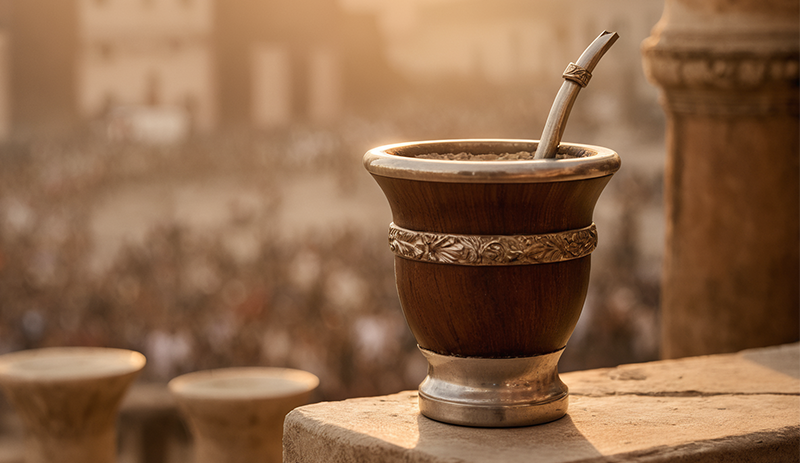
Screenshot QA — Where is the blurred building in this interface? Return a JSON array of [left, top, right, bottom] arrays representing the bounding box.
[[0, 0, 661, 140], [216, 0, 348, 129], [0, 0, 397, 139], [0, 5, 9, 141], [77, 0, 216, 132], [355, 0, 663, 128], [3, 0, 78, 138]]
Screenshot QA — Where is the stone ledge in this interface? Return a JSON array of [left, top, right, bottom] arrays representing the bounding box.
[[283, 343, 800, 463]]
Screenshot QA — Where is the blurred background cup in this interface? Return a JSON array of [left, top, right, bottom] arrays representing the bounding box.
[[0, 347, 146, 463], [168, 367, 319, 463], [364, 138, 620, 427]]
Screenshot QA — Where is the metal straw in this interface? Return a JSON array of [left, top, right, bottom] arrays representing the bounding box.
[[535, 31, 619, 159]]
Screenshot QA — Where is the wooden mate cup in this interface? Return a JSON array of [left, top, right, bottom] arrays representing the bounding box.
[[364, 139, 620, 426]]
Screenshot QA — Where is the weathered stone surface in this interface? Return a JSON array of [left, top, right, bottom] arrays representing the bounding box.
[[284, 343, 800, 462], [565, 342, 800, 397]]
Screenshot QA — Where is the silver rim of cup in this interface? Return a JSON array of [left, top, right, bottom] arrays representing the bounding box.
[[363, 139, 620, 184]]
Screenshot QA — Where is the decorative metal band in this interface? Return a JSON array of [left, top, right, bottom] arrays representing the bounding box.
[[563, 62, 592, 87], [388, 223, 597, 266]]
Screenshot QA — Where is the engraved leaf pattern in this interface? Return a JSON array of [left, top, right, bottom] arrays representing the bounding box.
[[422, 234, 464, 264], [388, 223, 597, 266], [458, 236, 483, 264], [389, 227, 424, 259]]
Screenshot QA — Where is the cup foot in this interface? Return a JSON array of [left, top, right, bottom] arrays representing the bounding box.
[[417, 347, 568, 427]]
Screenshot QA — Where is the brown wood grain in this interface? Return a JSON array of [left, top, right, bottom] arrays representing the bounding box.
[[371, 175, 613, 358], [371, 176, 612, 235], [395, 257, 591, 357]]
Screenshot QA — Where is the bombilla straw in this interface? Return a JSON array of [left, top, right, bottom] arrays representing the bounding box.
[[534, 31, 619, 159]]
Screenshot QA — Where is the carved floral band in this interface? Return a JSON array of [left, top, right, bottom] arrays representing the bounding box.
[[388, 223, 597, 266], [563, 62, 592, 87]]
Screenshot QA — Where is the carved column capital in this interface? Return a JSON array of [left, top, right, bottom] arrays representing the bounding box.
[[641, 0, 799, 115]]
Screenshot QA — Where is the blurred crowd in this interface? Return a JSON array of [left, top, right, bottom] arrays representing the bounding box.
[[0, 113, 663, 402]]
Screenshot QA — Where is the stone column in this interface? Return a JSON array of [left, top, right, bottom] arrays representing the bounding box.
[[642, 0, 799, 358]]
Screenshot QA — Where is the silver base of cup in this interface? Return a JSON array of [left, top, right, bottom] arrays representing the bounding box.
[[417, 346, 568, 427]]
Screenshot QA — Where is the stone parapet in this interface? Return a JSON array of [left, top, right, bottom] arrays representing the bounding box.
[[284, 343, 799, 462]]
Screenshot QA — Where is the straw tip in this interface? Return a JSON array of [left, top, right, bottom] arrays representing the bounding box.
[[600, 30, 620, 42]]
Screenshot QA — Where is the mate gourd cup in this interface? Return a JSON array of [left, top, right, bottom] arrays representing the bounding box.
[[364, 139, 620, 427]]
